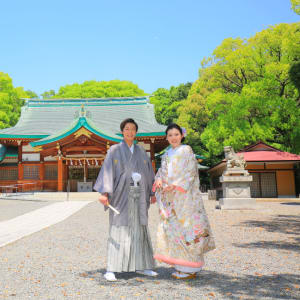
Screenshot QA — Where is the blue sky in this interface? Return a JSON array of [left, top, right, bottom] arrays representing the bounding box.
[[0, 0, 299, 96]]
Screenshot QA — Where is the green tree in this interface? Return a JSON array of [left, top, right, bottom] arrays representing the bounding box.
[[25, 90, 38, 99], [150, 82, 192, 125], [289, 61, 300, 104], [41, 89, 56, 99], [291, 0, 300, 15], [178, 23, 300, 158], [53, 80, 146, 98], [15, 87, 38, 99], [0, 72, 25, 128]]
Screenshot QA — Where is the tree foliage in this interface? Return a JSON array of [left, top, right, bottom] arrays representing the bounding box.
[[0, 72, 27, 128], [178, 23, 300, 158], [41, 89, 56, 99], [291, 0, 300, 15], [289, 61, 300, 99], [150, 82, 192, 125], [46, 80, 146, 99], [15, 88, 37, 99]]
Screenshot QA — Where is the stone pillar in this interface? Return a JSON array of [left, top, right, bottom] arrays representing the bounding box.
[[84, 159, 87, 183], [219, 170, 256, 209]]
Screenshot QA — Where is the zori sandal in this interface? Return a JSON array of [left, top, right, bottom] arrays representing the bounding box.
[[171, 271, 197, 279]]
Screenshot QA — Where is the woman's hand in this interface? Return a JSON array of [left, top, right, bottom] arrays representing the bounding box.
[[99, 193, 109, 206], [152, 179, 163, 192], [162, 184, 176, 193], [150, 195, 156, 204], [162, 185, 186, 194]]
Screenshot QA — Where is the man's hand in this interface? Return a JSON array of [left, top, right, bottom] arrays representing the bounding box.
[[99, 193, 109, 206], [150, 195, 156, 204]]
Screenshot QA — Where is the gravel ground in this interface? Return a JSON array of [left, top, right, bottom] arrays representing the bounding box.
[[0, 200, 299, 300], [0, 199, 55, 222]]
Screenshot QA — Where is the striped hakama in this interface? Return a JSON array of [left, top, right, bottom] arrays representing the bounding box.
[[107, 186, 155, 272]]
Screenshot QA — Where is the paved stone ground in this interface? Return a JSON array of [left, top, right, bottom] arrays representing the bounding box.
[[0, 199, 55, 222], [0, 199, 299, 299], [0, 201, 92, 248]]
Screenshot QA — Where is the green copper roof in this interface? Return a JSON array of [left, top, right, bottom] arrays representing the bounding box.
[[31, 116, 123, 147], [117, 132, 166, 137], [0, 97, 166, 140]]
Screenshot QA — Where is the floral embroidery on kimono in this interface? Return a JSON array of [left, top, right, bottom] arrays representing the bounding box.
[[154, 145, 215, 268]]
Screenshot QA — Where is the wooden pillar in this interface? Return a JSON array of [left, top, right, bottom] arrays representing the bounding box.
[[64, 163, 68, 182], [150, 139, 156, 171], [18, 163, 23, 181], [18, 141, 23, 180], [58, 158, 63, 191], [39, 155, 44, 191]]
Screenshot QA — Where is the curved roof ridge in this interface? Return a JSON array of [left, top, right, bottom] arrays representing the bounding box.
[[26, 96, 149, 104], [30, 116, 123, 147]]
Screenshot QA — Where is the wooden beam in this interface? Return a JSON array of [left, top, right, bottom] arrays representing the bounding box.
[[63, 146, 106, 153]]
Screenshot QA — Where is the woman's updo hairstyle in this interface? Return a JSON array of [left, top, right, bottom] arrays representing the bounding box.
[[165, 123, 185, 142]]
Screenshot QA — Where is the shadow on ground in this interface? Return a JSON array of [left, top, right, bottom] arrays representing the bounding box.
[[237, 214, 300, 235], [233, 239, 300, 252], [232, 214, 300, 252], [79, 268, 300, 299]]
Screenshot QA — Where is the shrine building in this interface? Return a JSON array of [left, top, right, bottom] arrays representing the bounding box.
[[0, 97, 167, 192], [209, 141, 300, 198]]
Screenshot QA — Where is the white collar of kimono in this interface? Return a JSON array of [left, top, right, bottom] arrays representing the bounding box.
[[123, 141, 134, 154], [129, 144, 134, 153], [167, 145, 182, 158]]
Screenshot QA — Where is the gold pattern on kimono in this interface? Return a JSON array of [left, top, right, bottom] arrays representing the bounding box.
[[179, 219, 185, 225]]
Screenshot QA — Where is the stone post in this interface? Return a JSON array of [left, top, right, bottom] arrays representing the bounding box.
[[218, 146, 256, 209]]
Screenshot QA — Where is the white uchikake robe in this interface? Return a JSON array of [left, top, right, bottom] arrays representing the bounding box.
[[168, 146, 202, 273], [154, 145, 215, 273]]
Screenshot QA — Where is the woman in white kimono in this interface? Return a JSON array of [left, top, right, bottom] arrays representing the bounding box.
[[153, 123, 215, 279], [94, 118, 157, 281]]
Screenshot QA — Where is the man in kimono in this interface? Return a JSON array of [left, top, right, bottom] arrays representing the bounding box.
[[94, 118, 157, 281]]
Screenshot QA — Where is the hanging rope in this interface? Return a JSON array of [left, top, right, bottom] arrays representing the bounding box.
[[63, 157, 104, 166]]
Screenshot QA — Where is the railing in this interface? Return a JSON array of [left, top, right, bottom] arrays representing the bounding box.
[[0, 182, 41, 197]]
